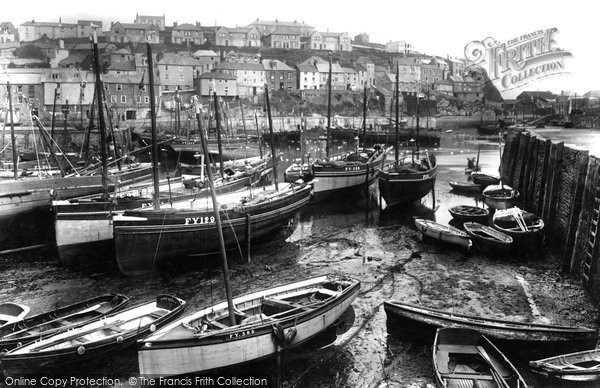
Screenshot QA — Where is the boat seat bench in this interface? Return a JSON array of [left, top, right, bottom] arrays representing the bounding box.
[[441, 373, 494, 381]]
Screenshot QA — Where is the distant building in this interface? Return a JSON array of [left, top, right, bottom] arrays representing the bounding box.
[[0, 28, 16, 43], [296, 63, 319, 90], [195, 71, 237, 97], [355, 57, 375, 87], [223, 48, 261, 63], [171, 23, 203, 45], [393, 57, 421, 81], [19, 19, 79, 42], [303, 56, 345, 90], [248, 19, 315, 38], [215, 26, 260, 48], [449, 75, 483, 101], [192, 50, 219, 76], [342, 67, 359, 90], [76, 20, 103, 39], [354, 33, 369, 45], [420, 62, 444, 85], [305, 31, 352, 52], [261, 28, 301, 49], [447, 57, 466, 77], [215, 61, 265, 96], [0, 68, 46, 108], [434, 79, 453, 96], [385, 40, 415, 54], [157, 54, 204, 92], [134, 13, 166, 31], [263, 59, 296, 91], [108, 22, 160, 44]]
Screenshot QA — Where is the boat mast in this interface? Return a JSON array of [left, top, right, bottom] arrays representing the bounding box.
[[146, 41, 160, 210], [265, 85, 279, 191], [91, 28, 109, 200], [362, 85, 367, 146], [326, 56, 332, 160], [254, 111, 263, 159], [6, 82, 18, 179], [213, 93, 225, 178], [395, 63, 399, 165], [194, 98, 237, 327]]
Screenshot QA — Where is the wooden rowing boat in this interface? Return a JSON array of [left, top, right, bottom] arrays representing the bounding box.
[[1, 295, 185, 376], [482, 184, 520, 210], [448, 205, 489, 225], [0, 303, 29, 328], [383, 300, 598, 357], [492, 207, 544, 252], [463, 222, 513, 254], [530, 348, 600, 381], [414, 218, 472, 250], [0, 294, 129, 351], [137, 275, 360, 376], [471, 172, 501, 186], [434, 328, 528, 388], [449, 181, 482, 193]]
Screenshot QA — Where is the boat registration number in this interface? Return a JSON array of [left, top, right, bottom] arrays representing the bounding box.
[[422, 174, 429, 179], [184, 216, 215, 225], [345, 166, 361, 171], [229, 329, 255, 339]]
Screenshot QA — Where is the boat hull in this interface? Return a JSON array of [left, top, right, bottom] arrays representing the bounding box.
[[138, 275, 359, 376], [311, 149, 386, 197], [463, 222, 513, 253], [384, 301, 598, 357], [113, 185, 312, 276], [448, 206, 489, 225], [530, 349, 600, 381], [414, 219, 471, 250], [379, 167, 437, 207]]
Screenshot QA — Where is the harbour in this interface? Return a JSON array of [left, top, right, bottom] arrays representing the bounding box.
[[1, 127, 598, 387]]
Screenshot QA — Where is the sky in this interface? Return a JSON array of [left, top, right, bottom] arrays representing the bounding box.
[[3, 0, 598, 98]]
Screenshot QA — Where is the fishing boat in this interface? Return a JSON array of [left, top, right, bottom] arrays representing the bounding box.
[[449, 181, 482, 193], [448, 205, 489, 225], [0, 294, 129, 351], [0, 295, 185, 376], [0, 303, 30, 328], [463, 222, 513, 254], [414, 218, 472, 250], [113, 181, 312, 276], [477, 123, 503, 136], [529, 348, 600, 381], [306, 59, 388, 198], [471, 172, 501, 186], [113, 89, 312, 277], [383, 300, 598, 356], [378, 65, 437, 208], [482, 184, 519, 210], [434, 327, 528, 388], [492, 207, 544, 251], [137, 275, 359, 376]]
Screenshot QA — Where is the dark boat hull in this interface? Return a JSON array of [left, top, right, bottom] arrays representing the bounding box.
[[379, 157, 437, 207], [448, 206, 489, 225], [384, 301, 597, 357], [114, 185, 312, 276], [463, 222, 513, 253]]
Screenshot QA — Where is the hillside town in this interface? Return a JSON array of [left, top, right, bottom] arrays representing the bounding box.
[[0, 14, 502, 125]]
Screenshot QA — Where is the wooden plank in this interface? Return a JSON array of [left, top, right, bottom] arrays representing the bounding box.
[[536, 139, 553, 215], [564, 150, 590, 272], [546, 143, 565, 238]]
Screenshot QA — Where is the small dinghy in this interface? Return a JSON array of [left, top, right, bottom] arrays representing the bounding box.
[[449, 181, 482, 193], [530, 348, 600, 381], [0, 294, 129, 351], [492, 207, 544, 251], [414, 218, 472, 250], [482, 184, 519, 210], [471, 172, 501, 186], [0, 303, 30, 328], [434, 327, 528, 388], [463, 222, 513, 253], [448, 205, 489, 225], [1, 295, 185, 376]]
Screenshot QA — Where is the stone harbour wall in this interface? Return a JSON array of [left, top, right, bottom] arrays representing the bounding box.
[[501, 130, 600, 298]]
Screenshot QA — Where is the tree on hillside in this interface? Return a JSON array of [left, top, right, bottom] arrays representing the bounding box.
[[14, 45, 47, 61], [0, 22, 17, 34]]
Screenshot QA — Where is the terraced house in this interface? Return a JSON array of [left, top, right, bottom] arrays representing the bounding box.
[[157, 54, 203, 92], [304, 31, 352, 52], [215, 26, 260, 47], [296, 62, 319, 90], [248, 19, 315, 37], [215, 62, 265, 96], [261, 28, 301, 49], [171, 23, 203, 45], [108, 22, 160, 44], [263, 59, 296, 91]]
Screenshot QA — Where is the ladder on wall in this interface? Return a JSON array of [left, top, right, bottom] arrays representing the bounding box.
[[583, 194, 600, 283]]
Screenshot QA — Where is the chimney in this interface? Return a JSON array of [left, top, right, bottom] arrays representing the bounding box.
[[173, 21, 178, 27]]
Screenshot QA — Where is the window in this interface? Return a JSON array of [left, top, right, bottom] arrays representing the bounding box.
[[224, 87, 228, 95], [136, 96, 141, 103], [121, 95, 127, 103], [165, 65, 169, 71], [125, 110, 136, 119], [116, 84, 122, 91], [16, 85, 22, 93], [218, 79, 223, 84], [165, 74, 169, 80], [110, 95, 117, 103], [51, 73, 59, 79], [179, 74, 183, 81], [144, 96, 150, 104], [164, 85, 170, 91], [179, 66, 183, 72]]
